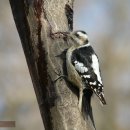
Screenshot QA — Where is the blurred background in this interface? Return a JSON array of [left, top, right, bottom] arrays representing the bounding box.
[[0, 0, 130, 130]]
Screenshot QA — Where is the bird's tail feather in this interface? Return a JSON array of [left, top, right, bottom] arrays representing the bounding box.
[[82, 89, 96, 128]]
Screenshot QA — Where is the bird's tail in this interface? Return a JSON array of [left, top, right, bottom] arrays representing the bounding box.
[[82, 89, 96, 128], [82, 89, 92, 114]]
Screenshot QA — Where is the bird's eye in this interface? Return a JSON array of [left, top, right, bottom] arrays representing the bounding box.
[[75, 33, 80, 37], [86, 39, 89, 43]]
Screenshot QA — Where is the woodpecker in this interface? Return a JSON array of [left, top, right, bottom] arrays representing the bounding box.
[[66, 30, 106, 111]]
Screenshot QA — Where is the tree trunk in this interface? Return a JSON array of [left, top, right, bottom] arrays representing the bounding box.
[[9, 0, 96, 130]]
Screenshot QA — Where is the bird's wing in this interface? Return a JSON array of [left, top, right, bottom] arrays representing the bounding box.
[[71, 48, 106, 105]]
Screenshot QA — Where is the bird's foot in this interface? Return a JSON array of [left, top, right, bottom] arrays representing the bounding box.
[[54, 70, 67, 83]]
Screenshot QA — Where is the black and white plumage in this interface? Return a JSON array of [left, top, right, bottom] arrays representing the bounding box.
[[66, 30, 106, 111]]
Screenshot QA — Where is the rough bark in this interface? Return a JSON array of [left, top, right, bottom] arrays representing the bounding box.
[[9, 0, 96, 130]]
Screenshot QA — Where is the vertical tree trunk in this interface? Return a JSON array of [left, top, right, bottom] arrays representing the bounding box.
[[9, 0, 96, 130]]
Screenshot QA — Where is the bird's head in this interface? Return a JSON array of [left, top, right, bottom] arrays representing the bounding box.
[[69, 30, 89, 45]]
